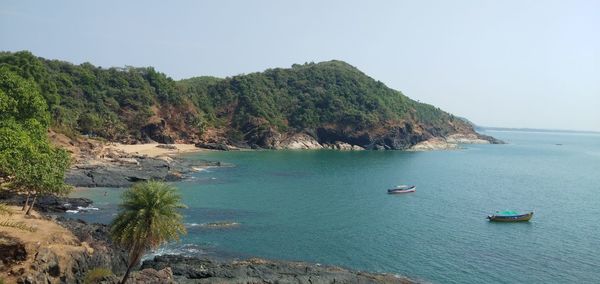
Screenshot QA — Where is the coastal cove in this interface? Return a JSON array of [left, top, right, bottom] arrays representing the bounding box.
[[69, 130, 600, 283]]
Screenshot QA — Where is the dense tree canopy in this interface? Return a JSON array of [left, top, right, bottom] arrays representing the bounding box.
[[0, 51, 473, 146], [180, 61, 467, 140], [0, 67, 71, 200], [0, 51, 198, 142]]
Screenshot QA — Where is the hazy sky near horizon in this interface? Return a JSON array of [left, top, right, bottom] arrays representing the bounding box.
[[1, 0, 599, 131]]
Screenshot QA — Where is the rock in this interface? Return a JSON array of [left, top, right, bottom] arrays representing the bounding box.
[[0, 191, 93, 212], [9, 217, 128, 283], [156, 144, 177, 150], [141, 255, 416, 284], [277, 133, 323, 150], [194, 142, 231, 151], [0, 237, 27, 266], [65, 153, 216, 188], [326, 141, 364, 150], [351, 145, 365, 150], [54, 218, 129, 275], [445, 133, 490, 144], [141, 121, 175, 144], [116, 158, 140, 165], [408, 138, 460, 151], [130, 268, 175, 284]]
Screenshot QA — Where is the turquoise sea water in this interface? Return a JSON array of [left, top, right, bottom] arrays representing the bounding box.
[[71, 131, 600, 283]]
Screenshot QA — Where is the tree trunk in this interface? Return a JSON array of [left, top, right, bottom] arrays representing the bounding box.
[[119, 264, 134, 284], [25, 194, 37, 215], [21, 192, 30, 211], [120, 249, 143, 284]]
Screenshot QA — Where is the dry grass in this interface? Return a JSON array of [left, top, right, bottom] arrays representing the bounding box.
[[0, 206, 90, 283]]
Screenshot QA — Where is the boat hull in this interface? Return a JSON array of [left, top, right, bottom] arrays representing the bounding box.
[[387, 188, 416, 194], [487, 212, 533, 222]]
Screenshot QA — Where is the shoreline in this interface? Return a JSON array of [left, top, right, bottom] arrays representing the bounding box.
[[103, 142, 205, 158], [45, 137, 502, 282], [0, 204, 418, 283], [64, 142, 222, 188]]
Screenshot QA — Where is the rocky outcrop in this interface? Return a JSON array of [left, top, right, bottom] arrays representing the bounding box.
[[1, 206, 418, 284], [0, 191, 93, 213], [277, 133, 324, 150], [0, 237, 27, 267], [65, 152, 221, 188], [141, 120, 176, 144], [0, 209, 128, 284], [445, 133, 492, 144], [194, 142, 233, 151], [250, 132, 366, 150], [141, 255, 416, 284], [408, 133, 505, 151], [408, 138, 460, 151], [233, 120, 501, 151]]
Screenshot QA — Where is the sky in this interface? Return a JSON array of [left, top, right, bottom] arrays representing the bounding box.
[[1, 0, 599, 131]]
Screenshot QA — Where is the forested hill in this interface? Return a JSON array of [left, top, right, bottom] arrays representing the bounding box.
[[0, 51, 498, 150]]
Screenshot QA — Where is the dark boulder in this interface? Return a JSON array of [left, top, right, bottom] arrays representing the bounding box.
[[194, 142, 231, 151], [0, 237, 27, 266], [0, 191, 93, 212]]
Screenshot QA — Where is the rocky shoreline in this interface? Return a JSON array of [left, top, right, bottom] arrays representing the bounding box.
[[2, 132, 503, 283], [408, 133, 503, 151], [0, 211, 418, 283], [62, 130, 503, 188], [142, 254, 416, 284], [64, 145, 221, 188], [0, 191, 94, 213], [198, 131, 503, 151]]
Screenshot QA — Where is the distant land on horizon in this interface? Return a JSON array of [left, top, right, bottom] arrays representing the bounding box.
[[480, 126, 600, 135]]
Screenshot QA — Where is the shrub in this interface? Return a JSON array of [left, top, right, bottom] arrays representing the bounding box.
[[83, 268, 114, 284]]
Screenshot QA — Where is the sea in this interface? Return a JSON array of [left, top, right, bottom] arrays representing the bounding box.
[[70, 130, 600, 283]]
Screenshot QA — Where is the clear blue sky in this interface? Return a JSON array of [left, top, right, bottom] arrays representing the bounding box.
[[1, 0, 599, 131]]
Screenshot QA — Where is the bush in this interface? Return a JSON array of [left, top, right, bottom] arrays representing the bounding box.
[[83, 268, 114, 284]]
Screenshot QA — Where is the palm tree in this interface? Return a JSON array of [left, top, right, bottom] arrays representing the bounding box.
[[110, 181, 187, 284]]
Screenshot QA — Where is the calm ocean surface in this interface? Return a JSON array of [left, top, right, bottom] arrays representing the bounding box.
[[71, 130, 600, 283]]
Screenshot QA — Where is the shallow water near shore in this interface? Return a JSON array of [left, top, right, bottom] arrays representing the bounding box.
[[70, 130, 600, 283]]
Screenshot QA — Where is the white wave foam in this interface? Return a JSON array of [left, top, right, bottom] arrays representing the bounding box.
[[142, 244, 206, 261], [77, 206, 99, 211]]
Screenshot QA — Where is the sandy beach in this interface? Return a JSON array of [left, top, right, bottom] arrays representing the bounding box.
[[104, 143, 203, 158]]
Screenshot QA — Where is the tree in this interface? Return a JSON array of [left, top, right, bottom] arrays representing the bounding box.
[[110, 181, 187, 284], [0, 67, 71, 215]]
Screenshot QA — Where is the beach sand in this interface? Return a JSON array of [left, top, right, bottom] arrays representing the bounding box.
[[104, 143, 203, 158]]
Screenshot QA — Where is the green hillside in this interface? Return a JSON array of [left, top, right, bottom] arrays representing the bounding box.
[[0, 51, 490, 149]]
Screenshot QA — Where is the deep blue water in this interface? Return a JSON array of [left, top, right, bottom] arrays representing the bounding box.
[[71, 131, 600, 283]]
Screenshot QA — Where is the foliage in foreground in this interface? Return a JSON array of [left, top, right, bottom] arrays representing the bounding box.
[[0, 67, 71, 214], [110, 181, 186, 284]]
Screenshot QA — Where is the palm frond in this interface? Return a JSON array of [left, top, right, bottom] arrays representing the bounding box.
[[110, 181, 187, 251], [0, 219, 36, 232]]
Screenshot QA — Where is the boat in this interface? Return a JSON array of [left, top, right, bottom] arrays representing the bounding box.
[[387, 185, 416, 194], [487, 210, 533, 222]]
